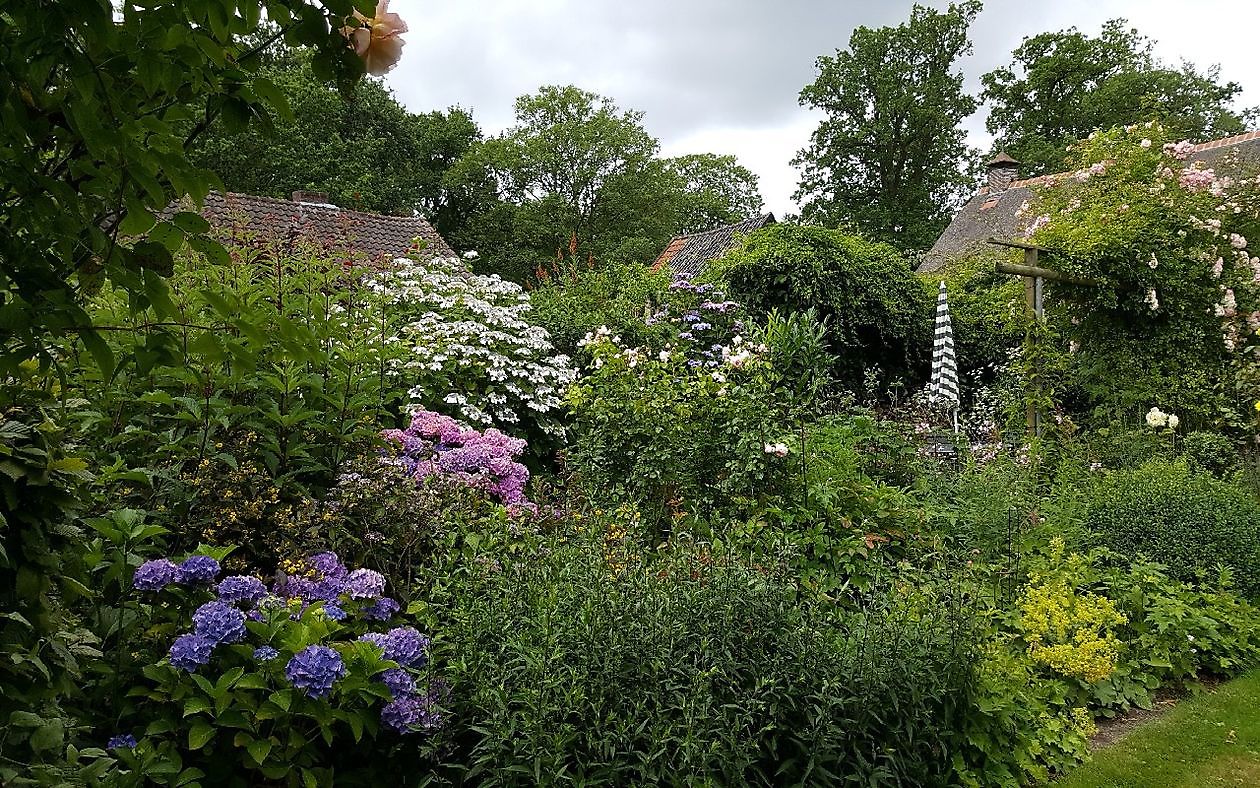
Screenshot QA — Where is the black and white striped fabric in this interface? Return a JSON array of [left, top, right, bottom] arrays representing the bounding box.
[[928, 281, 959, 408]]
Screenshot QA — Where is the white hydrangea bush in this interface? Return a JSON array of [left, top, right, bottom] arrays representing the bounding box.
[[367, 255, 576, 437]]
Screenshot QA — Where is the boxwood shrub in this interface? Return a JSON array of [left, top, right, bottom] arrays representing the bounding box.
[[1086, 460, 1260, 596]]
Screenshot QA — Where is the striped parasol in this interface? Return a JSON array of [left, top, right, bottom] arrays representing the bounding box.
[[928, 281, 959, 430]]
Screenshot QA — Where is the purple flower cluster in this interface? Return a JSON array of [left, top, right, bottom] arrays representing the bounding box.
[[285, 645, 347, 698], [380, 690, 441, 734], [107, 733, 137, 750], [359, 626, 431, 668], [382, 409, 534, 510], [133, 559, 180, 592], [177, 556, 221, 585], [168, 633, 215, 672], [192, 601, 247, 644], [253, 646, 280, 662], [217, 575, 266, 605]]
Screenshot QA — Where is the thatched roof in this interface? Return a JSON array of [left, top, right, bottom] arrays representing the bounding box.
[[918, 131, 1260, 274]]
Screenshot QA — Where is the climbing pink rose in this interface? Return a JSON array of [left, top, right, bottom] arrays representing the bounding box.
[[344, 0, 407, 76]]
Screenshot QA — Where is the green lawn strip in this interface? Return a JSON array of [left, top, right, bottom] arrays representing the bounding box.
[[1056, 670, 1260, 788]]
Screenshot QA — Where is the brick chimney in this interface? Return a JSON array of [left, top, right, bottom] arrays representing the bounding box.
[[985, 152, 1020, 193], [292, 190, 332, 205]]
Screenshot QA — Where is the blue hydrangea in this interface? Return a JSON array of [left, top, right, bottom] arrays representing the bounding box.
[[363, 597, 400, 621], [378, 667, 415, 698], [176, 555, 221, 585], [253, 646, 280, 662], [322, 603, 347, 621], [360, 627, 430, 668], [133, 559, 179, 592], [168, 633, 215, 672], [344, 568, 386, 599], [216, 575, 266, 605], [107, 734, 137, 750], [285, 645, 347, 698], [191, 601, 247, 644], [380, 692, 440, 734], [307, 551, 347, 580]]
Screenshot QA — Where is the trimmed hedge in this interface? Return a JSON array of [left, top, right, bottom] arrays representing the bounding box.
[[1087, 460, 1260, 596]]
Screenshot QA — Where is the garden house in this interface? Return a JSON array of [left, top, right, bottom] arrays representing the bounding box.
[[652, 213, 776, 279], [918, 131, 1260, 274], [178, 190, 456, 263]]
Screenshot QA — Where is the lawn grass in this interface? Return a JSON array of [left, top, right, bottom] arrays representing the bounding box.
[[1056, 670, 1260, 787]]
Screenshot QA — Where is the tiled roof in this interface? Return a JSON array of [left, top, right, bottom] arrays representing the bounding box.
[[918, 131, 1260, 273], [186, 191, 456, 263], [652, 213, 776, 279]]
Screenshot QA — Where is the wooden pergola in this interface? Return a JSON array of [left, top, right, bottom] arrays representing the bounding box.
[[987, 237, 1100, 435]]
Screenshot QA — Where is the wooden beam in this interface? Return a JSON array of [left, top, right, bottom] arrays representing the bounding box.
[[996, 261, 1100, 287], [988, 236, 1049, 252]]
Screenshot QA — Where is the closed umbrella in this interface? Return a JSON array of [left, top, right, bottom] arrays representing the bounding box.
[[928, 280, 960, 432]]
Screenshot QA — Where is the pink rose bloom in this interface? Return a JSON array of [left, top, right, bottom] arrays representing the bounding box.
[[345, 0, 407, 75]]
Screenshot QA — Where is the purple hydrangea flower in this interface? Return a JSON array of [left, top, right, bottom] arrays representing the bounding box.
[[380, 692, 440, 734], [307, 552, 347, 581], [322, 603, 347, 621], [378, 667, 415, 698], [168, 633, 215, 672], [344, 568, 386, 600], [192, 601, 246, 644], [177, 555, 221, 585], [133, 559, 180, 592], [253, 646, 280, 661], [216, 575, 266, 605], [364, 597, 400, 621], [372, 627, 430, 668], [285, 645, 347, 698], [107, 734, 137, 750], [359, 632, 389, 650]]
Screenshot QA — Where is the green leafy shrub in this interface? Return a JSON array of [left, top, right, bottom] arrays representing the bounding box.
[[77, 234, 391, 567], [1181, 430, 1240, 477], [528, 259, 678, 357], [1086, 459, 1260, 595], [110, 548, 441, 786], [429, 529, 975, 786], [712, 223, 933, 392], [566, 327, 789, 535]]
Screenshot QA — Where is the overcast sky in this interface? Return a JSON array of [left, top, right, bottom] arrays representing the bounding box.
[[382, 0, 1260, 218]]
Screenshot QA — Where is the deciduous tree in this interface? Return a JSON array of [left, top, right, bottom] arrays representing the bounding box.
[[793, 2, 981, 251]]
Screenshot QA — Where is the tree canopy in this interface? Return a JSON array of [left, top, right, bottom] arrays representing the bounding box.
[[792, 1, 981, 252], [450, 85, 765, 282], [983, 19, 1256, 176]]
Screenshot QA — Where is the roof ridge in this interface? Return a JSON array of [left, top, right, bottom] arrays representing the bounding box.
[[1000, 129, 1260, 190], [220, 190, 429, 223]]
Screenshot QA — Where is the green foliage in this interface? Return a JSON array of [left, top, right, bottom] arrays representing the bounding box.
[[983, 19, 1255, 177], [924, 253, 1026, 375], [793, 2, 981, 249], [714, 223, 933, 392], [1030, 123, 1260, 427], [751, 308, 836, 416], [663, 153, 764, 234], [1086, 460, 1260, 596], [429, 528, 975, 786], [109, 549, 437, 786], [74, 234, 390, 568], [0, 0, 376, 372], [449, 85, 764, 282], [1181, 430, 1241, 478], [566, 334, 788, 536], [528, 260, 678, 358], [192, 51, 484, 235]]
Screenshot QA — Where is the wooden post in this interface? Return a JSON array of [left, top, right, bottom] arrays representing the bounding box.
[[987, 238, 1100, 437]]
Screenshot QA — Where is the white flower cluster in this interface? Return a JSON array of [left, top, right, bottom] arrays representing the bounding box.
[[369, 256, 577, 433], [762, 442, 789, 457], [1145, 407, 1180, 430]]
